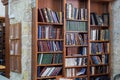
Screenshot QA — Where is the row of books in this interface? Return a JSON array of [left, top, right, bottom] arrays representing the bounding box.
[[91, 55, 108, 65], [67, 47, 87, 56], [38, 25, 62, 39], [37, 67, 62, 77], [90, 43, 109, 54], [91, 29, 109, 40], [38, 41, 63, 52], [37, 53, 62, 64], [66, 33, 88, 45], [90, 76, 110, 80], [66, 68, 86, 77], [90, 66, 108, 75], [66, 3, 88, 20], [66, 21, 87, 31], [60, 78, 87, 80], [65, 57, 87, 67], [38, 8, 63, 23], [90, 12, 109, 26]]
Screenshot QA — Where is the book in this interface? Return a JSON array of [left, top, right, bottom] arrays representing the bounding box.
[[66, 3, 73, 19], [37, 67, 41, 77], [46, 8, 54, 23], [91, 56, 99, 64], [76, 68, 86, 76], [38, 8, 45, 22], [38, 25, 42, 39], [41, 54, 53, 64], [102, 13, 109, 26], [90, 13, 98, 25], [80, 8, 85, 20]]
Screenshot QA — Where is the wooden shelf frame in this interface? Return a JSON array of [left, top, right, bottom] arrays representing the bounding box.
[[32, 0, 64, 80], [0, 17, 6, 76], [32, 0, 113, 80], [9, 23, 21, 73]]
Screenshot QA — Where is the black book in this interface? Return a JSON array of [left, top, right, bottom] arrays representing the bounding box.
[[90, 12, 98, 25], [37, 67, 41, 77], [38, 8, 45, 22], [102, 13, 109, 26]]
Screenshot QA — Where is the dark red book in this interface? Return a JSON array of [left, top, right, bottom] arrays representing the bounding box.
[[38, 8, 45, 22]]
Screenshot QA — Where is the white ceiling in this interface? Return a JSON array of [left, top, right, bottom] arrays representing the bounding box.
[[0, 0, 5, 17]]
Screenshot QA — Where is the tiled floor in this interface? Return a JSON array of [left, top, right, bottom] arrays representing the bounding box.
[[0, 75, 9, 80]]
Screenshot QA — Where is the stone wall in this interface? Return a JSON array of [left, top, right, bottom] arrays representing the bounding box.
[[9, 0, 35, 80], [112, 0, 120, 79], [0, 0, 5, 16]]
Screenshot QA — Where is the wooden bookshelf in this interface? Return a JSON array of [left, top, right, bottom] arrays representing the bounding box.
[[89, 0, 112, 79], [32, 0, 113, 80], [32, 0, 64, 79], [9, 23, 21, 73], [63, 0, 89, 79], [0, 17, 6, 76]]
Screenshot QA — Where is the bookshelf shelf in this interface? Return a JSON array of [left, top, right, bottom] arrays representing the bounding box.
[[65, 45, 88, 47], [37, 76, 59, 79], [66, 31, 88, 33], [92, 0, 113, 2], [90, 64, 108, 66], [38, 22, 63, 26], [90, 25, 109, 27], [90, 73, 109, 77], [10, 38, 20, 40], [66, 19, 88, 22], [37, 51, 63, 54], [90, 40, 109, 43], [10, 55, 21, 56], [66, 55, 88, 58], [90, 53, 109, 56], [37, 39, 63, 41], [66, 75, 88, 78], [65, 66, 87, 68], [37, 63, 63, 67]]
